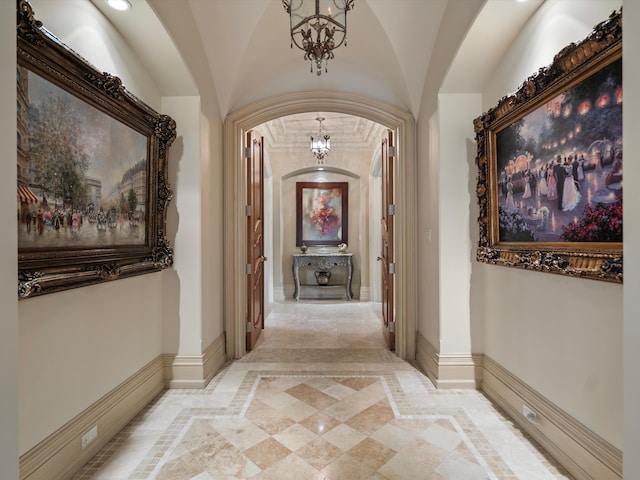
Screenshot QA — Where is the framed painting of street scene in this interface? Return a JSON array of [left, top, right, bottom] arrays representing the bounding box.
[[296, 182, 348, 247], [474, 9, 622, 283], [17, 0, 176, 298]]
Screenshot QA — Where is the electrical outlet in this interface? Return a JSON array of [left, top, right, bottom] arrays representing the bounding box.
[[81, 425, 98, 449], [522, 404, 538, 424]]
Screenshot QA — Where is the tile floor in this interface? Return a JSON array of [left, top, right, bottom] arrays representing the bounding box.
[[72, 301, 572, 479]]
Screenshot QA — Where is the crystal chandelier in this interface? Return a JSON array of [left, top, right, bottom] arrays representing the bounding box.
[[283, 0, 355, 76], [310, 116, 330, 164]]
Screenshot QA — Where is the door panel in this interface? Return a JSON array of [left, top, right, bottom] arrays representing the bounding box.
[[381, 130, 395, 350], [246, 130, 265, 351]]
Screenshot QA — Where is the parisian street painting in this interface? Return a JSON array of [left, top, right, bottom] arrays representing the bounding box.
[[495, 57, 622, 243], [17, 68, 148, 249]]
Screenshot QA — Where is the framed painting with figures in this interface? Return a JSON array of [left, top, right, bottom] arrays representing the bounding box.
[[474, 9, 622, 283], [17, 0, 176, 298]]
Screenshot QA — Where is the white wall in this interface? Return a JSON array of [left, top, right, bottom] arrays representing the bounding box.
[[437, 93, 482, 355], [1, 0, 19, 476], [623, 1, 640, 477], [416, 0, 485, 351], [200, 112, 225, 347], [473, 0, 623, 448], [30, 0, 161, 104], [162, 96, 203, 354]]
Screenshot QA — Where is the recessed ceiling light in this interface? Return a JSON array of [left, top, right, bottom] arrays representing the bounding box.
[[106, 0, 132, 11]]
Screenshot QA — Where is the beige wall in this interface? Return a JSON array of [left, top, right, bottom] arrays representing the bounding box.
[[5, 0, 640, 477], [268, 147, 374, 299], [1, 0, 19, 476], [15, 0, 224, 456], [18, 0, 164, 455], [417, 0, 626, 454], [623, 1, 640, 477], [416, 0, 485, 357], [472, 0, 623, 448]]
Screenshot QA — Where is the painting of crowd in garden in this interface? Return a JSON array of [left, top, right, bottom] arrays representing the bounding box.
[[495, 58, 622, 243]]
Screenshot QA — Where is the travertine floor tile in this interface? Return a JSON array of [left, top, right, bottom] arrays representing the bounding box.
[[72, 301, 571, 480]]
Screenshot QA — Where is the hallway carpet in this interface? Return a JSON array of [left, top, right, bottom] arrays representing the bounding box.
[[72, 301, 571, 479]]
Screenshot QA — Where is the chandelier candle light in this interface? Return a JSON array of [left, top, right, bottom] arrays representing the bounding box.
[[283, 0, 354, 76], [311, 116, 330, 164]]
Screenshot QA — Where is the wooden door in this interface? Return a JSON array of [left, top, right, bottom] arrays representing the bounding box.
[[380, 130, 395, 350], [246, 130, 265, 351]]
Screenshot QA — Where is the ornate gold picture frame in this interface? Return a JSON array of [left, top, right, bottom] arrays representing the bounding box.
[[17, 0, 176, 298], [474, 9, 622, 283]]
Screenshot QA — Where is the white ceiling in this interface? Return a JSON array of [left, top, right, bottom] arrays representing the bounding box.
[[88, 0, 544, 148], [260, 111, 386, 152]]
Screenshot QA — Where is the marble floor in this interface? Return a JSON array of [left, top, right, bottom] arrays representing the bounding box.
[[72, 301, 571, 480]]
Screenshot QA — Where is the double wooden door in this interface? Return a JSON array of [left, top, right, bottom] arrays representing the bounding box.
[[245, 127, 395, 352]]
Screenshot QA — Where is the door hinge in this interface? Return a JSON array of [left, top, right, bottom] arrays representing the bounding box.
[[388, 145, 396, 158], [389, 321, 396, 333], [388, 204, 395, 216], [246, 321, 252, 332], [389, 262, 396, 274], [245, 205, 252, 217], [245, 146, 251, 159], [246, 263, 252, 274]]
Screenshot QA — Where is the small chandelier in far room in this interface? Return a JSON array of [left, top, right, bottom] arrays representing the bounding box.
[[283, 0, 355, 76], [310, 116, 330, 164]]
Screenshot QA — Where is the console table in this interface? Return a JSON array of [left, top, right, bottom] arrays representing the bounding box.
[[292, 253, 353, 301]]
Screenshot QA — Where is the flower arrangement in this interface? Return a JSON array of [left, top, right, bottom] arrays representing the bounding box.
[[498, 206, 536, 241], [308, 190, 340, 237], [561, 202, 622, 242]]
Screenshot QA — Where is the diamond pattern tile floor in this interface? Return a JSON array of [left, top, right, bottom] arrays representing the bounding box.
[[72, 301, 572, 479]]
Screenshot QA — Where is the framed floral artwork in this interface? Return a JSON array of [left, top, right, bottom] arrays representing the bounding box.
[[296, 182, 348, 246], [474, 9, 622, 283]]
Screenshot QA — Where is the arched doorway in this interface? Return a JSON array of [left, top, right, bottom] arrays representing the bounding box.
[[223, 90, 417, 361]]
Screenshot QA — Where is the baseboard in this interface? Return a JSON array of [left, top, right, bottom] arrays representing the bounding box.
[[482, 355, 622, 480], [415, 332, 481, 389], [163, 333, 226, 389], [19, 356, 164, 480], [273, 287, 285, 302], [359, 287, 370, 302]]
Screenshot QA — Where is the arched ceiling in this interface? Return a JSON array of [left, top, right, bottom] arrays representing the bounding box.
[[91, 0, 544, 125], [183, 0, 447, 116]]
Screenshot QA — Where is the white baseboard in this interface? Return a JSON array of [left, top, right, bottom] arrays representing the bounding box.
[[19, 356, 164, 480], [273, 287, 285, 302], [163, 334, 226, 389], [359, 287, 370, 302], [482, 355, 622, 480], [415, 332, 481, 389]]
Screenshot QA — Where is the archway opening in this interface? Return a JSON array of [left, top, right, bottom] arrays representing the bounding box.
[[223, 91, 417, 361]]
